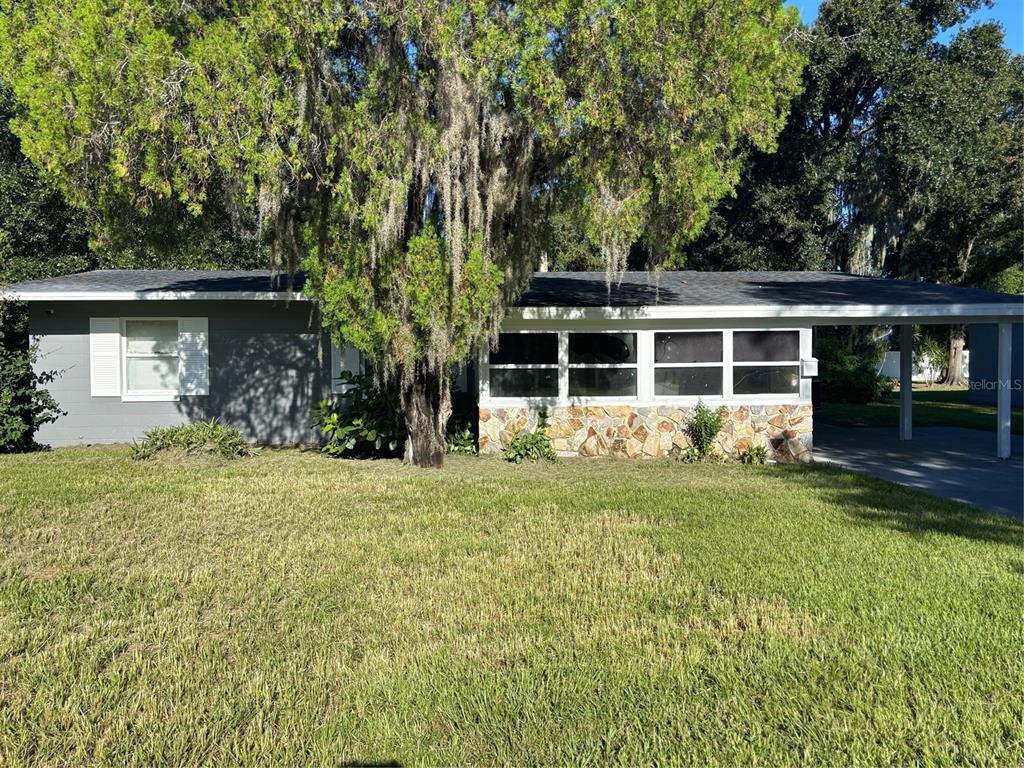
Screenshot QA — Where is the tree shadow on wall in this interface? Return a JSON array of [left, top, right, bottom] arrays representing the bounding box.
[[177, 331, 324, 446]]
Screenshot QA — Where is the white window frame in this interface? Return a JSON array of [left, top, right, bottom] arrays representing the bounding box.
[[481, 330, 561, 404], [120, 317, 182, 402], [330, 342, 365, 395], [566, 330, 639, 403], [480, 326, 813, 408], [730, 329, 804, 403], [651, 330, 727, 401]]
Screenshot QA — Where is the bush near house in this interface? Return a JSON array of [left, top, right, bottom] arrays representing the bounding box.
[[685, 401, 729, 459], [313, 370, 405, 458], [815, 333, 892, 404], [502, 411, 557, 463], [130, 419, 258, 460], [0, 304, 63, 452], [314, 369, 480, 458]]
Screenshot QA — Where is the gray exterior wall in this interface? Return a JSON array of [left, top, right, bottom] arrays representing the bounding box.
[[968, 323, 1023, 408], [29, 300, 330, 446]]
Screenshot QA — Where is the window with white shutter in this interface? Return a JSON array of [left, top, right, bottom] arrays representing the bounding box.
[[89, 318, 121, 396], [178, 318, 210, 396], [91, 316, 210, 401], [123, 319, 180, 398]]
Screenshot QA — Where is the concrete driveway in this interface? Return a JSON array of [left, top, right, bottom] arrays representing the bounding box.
[[814, 425, 1024, 520]]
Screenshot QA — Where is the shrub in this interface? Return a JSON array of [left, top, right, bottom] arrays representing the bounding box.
[[447, 421, 477, 454], [739, 444, 768, 465], [446, 390, 478, 454], [312, 369, 406, 458], [677, 446, 702, 464], [130, 419, 258, 460], [816, 333, 893, 404], [1, 303, 64, 452], [686, 401, 728, 459], [982, 266, 1024, 295], [503, 411, 557, 463], [914, 330, 948, 383]]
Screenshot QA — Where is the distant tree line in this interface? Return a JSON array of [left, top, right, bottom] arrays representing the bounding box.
[[544, 0, 1023, 385]]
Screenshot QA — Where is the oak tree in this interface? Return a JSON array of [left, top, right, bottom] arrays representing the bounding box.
[[1, 0, 804, 466]]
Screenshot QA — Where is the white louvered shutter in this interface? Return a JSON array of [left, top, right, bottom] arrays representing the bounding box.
[[330, 342, 362, 394], [89, 318, 121, 396], [178, 318, 210, 396]]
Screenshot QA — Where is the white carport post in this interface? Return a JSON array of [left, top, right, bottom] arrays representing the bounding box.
[[996, 321, 1012, 459], [899, 324, 913, 441]]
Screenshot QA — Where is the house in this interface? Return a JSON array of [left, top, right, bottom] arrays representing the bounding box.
[[4, 269, 1021, 460], [968, 323, 1023, 409], [878, 349, 969, 385]]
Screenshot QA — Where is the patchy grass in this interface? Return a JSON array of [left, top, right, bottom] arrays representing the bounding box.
[[0, 448, 1021, 765], [817, 386, 1024, 434]]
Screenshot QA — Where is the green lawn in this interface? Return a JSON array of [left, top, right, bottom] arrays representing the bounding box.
[[1, 449, 1021, 765], [817, 385, 1024, 434]]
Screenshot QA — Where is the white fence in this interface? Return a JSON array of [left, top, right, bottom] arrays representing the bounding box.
[[877, 351, 970, 384]]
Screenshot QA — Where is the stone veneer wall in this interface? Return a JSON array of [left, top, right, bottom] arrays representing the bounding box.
[[479, 404, 813, 462]]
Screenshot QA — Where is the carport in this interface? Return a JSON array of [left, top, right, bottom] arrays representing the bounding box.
[[510, 271, 1023, 458], [761, 281, 1022, 459]]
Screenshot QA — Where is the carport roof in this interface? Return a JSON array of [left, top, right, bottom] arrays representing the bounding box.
[[516, 271, 1019, 308], [3, 268, 1021, 323]]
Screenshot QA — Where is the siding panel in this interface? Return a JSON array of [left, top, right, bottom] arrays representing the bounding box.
[[30, 301, 330, 446]]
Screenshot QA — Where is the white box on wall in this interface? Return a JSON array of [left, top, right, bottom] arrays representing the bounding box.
[[801, 358, 819, 377]]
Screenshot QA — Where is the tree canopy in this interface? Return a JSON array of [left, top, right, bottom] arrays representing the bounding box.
[[0, 0, 805, 465], [689, 0, 1023, 283]]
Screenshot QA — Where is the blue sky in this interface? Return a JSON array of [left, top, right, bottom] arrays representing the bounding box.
[[787, 0, 1023, 54]]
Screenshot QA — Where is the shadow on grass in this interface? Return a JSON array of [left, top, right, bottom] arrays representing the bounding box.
[[784, 464, 1023, 547]]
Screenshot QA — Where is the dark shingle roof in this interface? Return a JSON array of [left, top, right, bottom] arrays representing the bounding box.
[[6, 269, 305, 295], [5, 269, 1020, 310], [513, 271, 1021, 307]]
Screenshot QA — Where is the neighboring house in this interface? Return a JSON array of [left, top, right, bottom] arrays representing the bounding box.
[[878, 350, 969, 384], [969, 323, 1024, 409], [4, 270, 1021, 460]]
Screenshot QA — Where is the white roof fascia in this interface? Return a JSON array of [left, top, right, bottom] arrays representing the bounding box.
[[508, 303, 1024, 323], [0, 290, 308, 302]]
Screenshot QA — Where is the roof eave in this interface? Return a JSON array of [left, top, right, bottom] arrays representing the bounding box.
[[508, 302, 1024, 324], [0, 290, 308, 302]]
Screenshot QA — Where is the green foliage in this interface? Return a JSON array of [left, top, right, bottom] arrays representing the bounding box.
[[0, 321, 63, 452], [130, 419, 258, 460], [312, 370, 406, 458], [446, 422, 477, 456], [816, 333, 893, 404], [689, 0, 1022, 288], [0, 0, 806, 465], [1, 80, 261, 285], [915, 330, 950, 381], [739, 444, 769, 465], [685, 402, 728, 459], [502, 411, 556, 464], [0, 82, 94, 284], [446, 391, 479, 456], [676, 446, 703, 464], [982, 266, 1024, 295]]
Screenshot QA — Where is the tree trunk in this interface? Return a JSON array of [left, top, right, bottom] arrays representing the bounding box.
[[941, 324, 966, 387], [401, 365, 452, 468]]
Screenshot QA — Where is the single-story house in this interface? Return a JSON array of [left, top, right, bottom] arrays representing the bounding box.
[[4, 269, 1021, 460], [878, 349, 969, 384], [968, 322, 1023, 409]]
